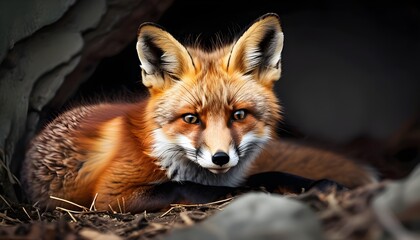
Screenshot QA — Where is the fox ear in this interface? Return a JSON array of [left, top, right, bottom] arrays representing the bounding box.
[[136, 23, 195, 92], [227, 13, 284, 87]]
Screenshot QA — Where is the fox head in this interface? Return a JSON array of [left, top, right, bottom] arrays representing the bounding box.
[[136, 13, 283, 186]]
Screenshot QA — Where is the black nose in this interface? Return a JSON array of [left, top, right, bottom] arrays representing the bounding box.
[[212, 151, 230, 166]]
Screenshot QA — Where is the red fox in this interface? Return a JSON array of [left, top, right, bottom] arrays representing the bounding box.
[[21, 13, 377, 213]]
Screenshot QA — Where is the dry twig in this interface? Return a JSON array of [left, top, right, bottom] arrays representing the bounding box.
[[50, 196, 89, 211]]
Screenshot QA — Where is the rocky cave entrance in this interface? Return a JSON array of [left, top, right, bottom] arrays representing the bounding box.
[[2, 0, 419, 213]]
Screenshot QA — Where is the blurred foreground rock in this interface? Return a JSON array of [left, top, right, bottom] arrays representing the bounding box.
[[373, 164, 420, 239], [160, 193, 324, 240]]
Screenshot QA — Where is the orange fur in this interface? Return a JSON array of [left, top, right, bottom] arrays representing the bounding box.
[[21, 13, 377, 213], [249, 139, 377, 189]]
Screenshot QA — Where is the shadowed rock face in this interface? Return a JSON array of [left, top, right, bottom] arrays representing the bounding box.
[[0, 0, 174, 201]]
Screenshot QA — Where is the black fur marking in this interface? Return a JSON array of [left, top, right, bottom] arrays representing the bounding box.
[[246, 172, 347, 193], [105, 192, 122, 197], [170, 167, 179, 179], [142, 34, 164, 72], [258, 28, 277, 67], [186, 49, 196, 70], [137, 22, 167, 36]]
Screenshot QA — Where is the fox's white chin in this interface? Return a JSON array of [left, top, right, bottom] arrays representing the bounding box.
[[208, 167, 231, 174]]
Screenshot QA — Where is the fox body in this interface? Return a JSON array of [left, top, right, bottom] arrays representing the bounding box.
[[21, 13, 376, 213]]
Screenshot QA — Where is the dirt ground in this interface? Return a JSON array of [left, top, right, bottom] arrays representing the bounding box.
[[0, 180, 396, 240]]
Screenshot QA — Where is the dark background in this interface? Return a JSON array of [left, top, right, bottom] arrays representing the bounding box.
[[67, 0, 420, 178]]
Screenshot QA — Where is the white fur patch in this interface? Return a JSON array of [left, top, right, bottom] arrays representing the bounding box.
[[150, 129, 178, 168], [246, 47, 262, 71], [239, 126, 271, 157], [269, 32, 284, 66], [150, 127, 271, 187], [161, 52, 178, 74], [235, 127, 271, 173], [175, 134, 198, 162], [137, 41, 155, 75]]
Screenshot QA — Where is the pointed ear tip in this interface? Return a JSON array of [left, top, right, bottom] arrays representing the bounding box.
[[137, 22, 166, 37], [258, 13, 281, 27], [260, 12, 280, 19]]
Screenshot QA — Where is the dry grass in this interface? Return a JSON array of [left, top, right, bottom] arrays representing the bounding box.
[[0, 181, 418, 240]]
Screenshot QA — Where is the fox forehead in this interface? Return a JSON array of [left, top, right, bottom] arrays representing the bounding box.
[[154, 73, 273, 123], [186, 45, 232, 71], [186, 47, 264, 99]]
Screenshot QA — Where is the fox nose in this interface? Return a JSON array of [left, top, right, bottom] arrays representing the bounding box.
[[212, 151, 230, 166]]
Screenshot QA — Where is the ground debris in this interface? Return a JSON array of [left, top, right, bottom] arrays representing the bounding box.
[[0, 195, 234, 240], [293, 182, 387, 240], [0, 181, 417, 240]]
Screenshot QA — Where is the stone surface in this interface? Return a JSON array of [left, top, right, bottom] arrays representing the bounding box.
[[161, 193, 324, 240], [0, 0, 76, 62], [50, 0, 175, 109], [0, 0, 174, 201], [373, 164, 420, 239], [0, 31, 84, 173]]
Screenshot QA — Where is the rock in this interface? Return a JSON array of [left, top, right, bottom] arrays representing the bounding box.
[[161, 193, 324, 240], [0, 0, 174, 202], [0, 30, 83, 175], [0, 0, 76, 62], [373, 164, 420, 238]]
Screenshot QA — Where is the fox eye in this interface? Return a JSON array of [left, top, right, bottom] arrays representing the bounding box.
[[183, 114, 200, 124], [232, 109, 247, 121]]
